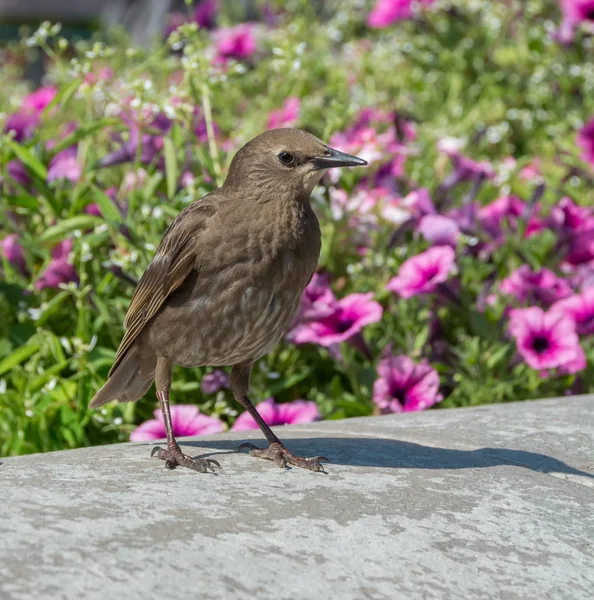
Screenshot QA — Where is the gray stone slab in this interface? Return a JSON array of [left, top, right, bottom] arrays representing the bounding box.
[[1, 396, 593, 600]]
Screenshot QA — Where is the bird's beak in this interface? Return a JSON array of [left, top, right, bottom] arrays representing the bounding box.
[[311, 147, 368, 170]]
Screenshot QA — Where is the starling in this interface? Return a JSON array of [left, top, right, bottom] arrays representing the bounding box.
[[90, 128, 367, 472]]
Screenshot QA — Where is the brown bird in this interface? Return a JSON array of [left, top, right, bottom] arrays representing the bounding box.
[[90, 128, 367, 472]]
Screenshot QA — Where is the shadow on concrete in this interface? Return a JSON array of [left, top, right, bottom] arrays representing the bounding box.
[[170, 437, 594, 479]]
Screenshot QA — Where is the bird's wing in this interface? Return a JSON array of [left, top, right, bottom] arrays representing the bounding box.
[[108, 199, 217, 377]]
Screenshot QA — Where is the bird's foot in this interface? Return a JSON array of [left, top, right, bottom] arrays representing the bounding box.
[[151, 444, 220, 473], [238, 442, 328, 472]]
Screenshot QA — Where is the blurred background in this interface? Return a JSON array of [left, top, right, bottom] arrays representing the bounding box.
[[1, 0, 593, 456]]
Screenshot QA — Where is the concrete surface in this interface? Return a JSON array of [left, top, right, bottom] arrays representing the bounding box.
[[1, 396, 593, 600]]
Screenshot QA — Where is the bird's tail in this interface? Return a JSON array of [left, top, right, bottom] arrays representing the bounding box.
[[89, 346, 156, 409]]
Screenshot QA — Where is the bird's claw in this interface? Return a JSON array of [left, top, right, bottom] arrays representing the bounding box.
[[238, 441, 329, 473], [151, 445, 221, 473]]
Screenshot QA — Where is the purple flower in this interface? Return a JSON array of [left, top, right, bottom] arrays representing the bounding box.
[[97, 112, 172, 169], [47, 147, 82, 183], [201, 370, 229, 394], [508, 307, 585, 373], [267, 97, 300, 130], [6, 161, 31, 187], [387, 246, 456, 299], [4, 111, 39, 142], [437, 138, 495, 184], [417, 215, 459, 247], [289, 292, 383, 347], [551, 287, 594, 335], [478, 195, 543, 240], [373, 354, 442, 413], [194, 0, 218, 29], [367, 0, 435, 28], [577, 118, 594, 169], [1, 233, 25, 272], [130, 404, 224, 442], [498, 266, 573, 307], [35, 239, 78, 290], [215, 25, 257, 62], [231, 398, 320, 431]]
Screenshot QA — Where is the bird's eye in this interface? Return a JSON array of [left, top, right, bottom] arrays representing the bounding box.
[[278, 152, 295, 166]]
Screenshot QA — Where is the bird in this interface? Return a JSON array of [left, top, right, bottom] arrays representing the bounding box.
[[90, 128, 367, 473]]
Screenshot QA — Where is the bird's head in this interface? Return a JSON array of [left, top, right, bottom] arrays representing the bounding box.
[[223, 128, 367, 199]]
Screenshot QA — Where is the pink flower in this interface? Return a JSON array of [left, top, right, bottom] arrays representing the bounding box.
[[231, 398, 320, 431], [130, 404, 224, 442], [22, 86, 57, 112], [373, 354, 442, 413], [498, 266, 573, 307], [194, 0, 217, 29], [367, 0, 435, 28], [201, 370, 229, 394], [508, 307, 586, 373], [478, 195, 542, 240], [294, 272, 337, 323], [1, 233, 25, 272], [437, 138, 495, 183], [417, 215, 459, 247], [387, 246, 456, 299], [551, 288, 594, 335], [289, 292, 383, 347], [267, 97, 300, 129], [215, 25, 257, 62], [35, 239, 78, 290], [550, 196, 594, 233], [556, 0, 594, 44], [47, 147, 82, 183], [577, 118, 594, 168]]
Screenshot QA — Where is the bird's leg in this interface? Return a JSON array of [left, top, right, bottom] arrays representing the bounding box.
[[231, 363, 328, 472], [150, 357, 220, 473]]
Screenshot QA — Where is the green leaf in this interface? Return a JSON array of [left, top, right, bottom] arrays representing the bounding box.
[[6, 194, 39, 210], [92, 185, 122, 223], [164, 137, 178, 200], [40, 216, 102, 242], [50, 118, 121, 156], [0, 341, 40, 376], [41, 78, 81, 118], [6, 141, 47, 180]]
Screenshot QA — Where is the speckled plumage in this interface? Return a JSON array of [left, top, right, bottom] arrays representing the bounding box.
[[90, 128, 366, 472]]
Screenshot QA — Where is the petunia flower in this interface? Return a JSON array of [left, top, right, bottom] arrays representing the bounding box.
[[498, 266, 573, 307], [215, 24, 257, 62], [387, 246, 456, 299], [508, 307, 586, 373], [47, 147, 82, 183], [201, 370, 229, 394], [478, 195, 543, 240], [6, 161, 31, 188], [4, 86, 57, 141], [267, 96, 300, 129], [417, 214, 459, 247], [556, 0, 594, 44], [1, 233, 26, 272], [288, 292, 382, 347], [35, 239, 78, 290], [130, 404, 224, 442], [551, 287, 594, 335], [194, 0, 218, 29], [577, 117, 594, 169], [373, 354, 442, 413], [367, 0, 435, 28], [231, 398, 320, 431]]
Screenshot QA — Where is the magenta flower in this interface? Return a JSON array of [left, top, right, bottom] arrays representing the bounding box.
[[6, 161, 30, 187], [289, 292, 382, 347], [556, 0, 594, 44], [551, 288, 594, 335], [478, 195, 542, 240], [550, 196, 594, 234], [47, 147, 82, 183], [577, 118, 594, 169], [22, 86, 57, 112], [1, 233, 25, 272], [201, 370, 229, 394], [373, 354, 442, 413], [4, 111, 39, 142], [417, 215, 459, 247], [387, 246, 456, 299], [295, 272, 337, 322], [267, 97, 300, 130], [215, 25, 257, 62], [130, 404, 224, 442], [367, 0, 435, 28], [498, 266, 573, 307], [231, 398, 320, 431], [437, 138, 495, 184], [194, 0, 217, 29], [508, 307, 586, 373], [35, 239, 78, 290]]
